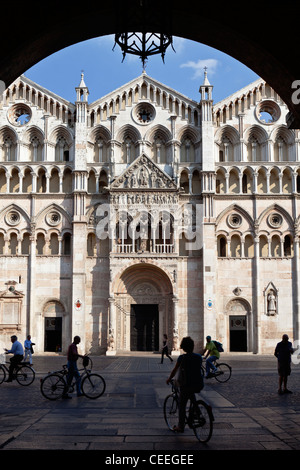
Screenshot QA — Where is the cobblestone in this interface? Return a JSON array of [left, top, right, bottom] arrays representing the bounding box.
[[0, 353, 300, 454]]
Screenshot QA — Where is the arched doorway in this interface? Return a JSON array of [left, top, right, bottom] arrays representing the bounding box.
[[226, 298, 251, 352], [43, 300, 66, 352], [111, 263, 174, 352]]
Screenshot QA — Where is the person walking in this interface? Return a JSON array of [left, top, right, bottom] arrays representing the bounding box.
[[166, 336, 203, 432], [63, 336, 84, 398], [24, 335, 35, 366], [161, 334, 173, 363], [202, 336, 220, 378], [274, 334, 294, 394], [4, 335, 24, 382]]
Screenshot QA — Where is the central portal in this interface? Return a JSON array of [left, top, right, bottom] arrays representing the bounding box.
[[130, 304, 159, 351]]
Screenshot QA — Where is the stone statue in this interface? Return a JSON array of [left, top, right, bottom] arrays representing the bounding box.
[[267, 290, 277, 315]]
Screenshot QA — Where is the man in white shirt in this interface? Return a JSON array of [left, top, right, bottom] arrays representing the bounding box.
[[4, 335, 24, 382]]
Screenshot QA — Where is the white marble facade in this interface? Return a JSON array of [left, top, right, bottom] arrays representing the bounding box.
[[0, 70, 299, 355]]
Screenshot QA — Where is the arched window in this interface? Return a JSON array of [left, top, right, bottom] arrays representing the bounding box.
[[271, 235, 281, 257], [244, 234, 254, 258], [49, 168, 60, 193], [94, 137, 108, 163], [3, 136, 17, 161], [218, 236, 227, 257], [153, 136, 167, 164], [179, 171, 189, 193], [88, 170, 96, 193], [22, 168, 32, 193], [180, 137, 195, 162], [62, 233, 71, 255], [259, 235, 268, 257], [192, 170, 201, 194], [36, 233, 45, 255], [37, 168, 46, 193], [9, 169, 20, 193], [62, 168, 72, 193], [49, 233, 59, 255], [99, 170, 108, 193], [55, 137, 69, 162], [231, 234, 241, 257], [122, 137, 135, 164], [284, 235, 292, 257], [30, 136, 43, 161], [8, 233, 18, 255], [21, 233, 30, 255], [87, 233, 96, 256]]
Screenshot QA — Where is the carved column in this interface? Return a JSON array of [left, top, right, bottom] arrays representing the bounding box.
[[107, 296, 117, 355], [172, 295, 179, 351]]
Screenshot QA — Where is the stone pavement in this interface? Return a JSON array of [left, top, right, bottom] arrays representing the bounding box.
[[0, 353, 300, 455]]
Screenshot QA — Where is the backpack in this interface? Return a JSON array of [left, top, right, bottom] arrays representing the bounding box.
[[213, 340, 224, 352]]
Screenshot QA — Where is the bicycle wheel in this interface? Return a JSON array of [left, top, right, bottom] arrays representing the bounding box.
[[214, 363, 232, 383], [40, 373, 66, 400], [81, 373, 106, 399], [0, 365, 6, 384], [190, 399, 213, 443], [164, 394, 179, 431], [15, 365, 35, 386]]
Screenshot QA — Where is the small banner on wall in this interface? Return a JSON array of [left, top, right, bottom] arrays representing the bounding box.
[[75, 299, 82, 311], [206, 299, 213, 310]]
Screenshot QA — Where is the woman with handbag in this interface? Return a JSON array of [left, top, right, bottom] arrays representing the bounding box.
[[166, 336, 203, 432]]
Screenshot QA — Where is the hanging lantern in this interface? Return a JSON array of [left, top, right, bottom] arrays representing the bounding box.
[[113, 0, 174, 68]]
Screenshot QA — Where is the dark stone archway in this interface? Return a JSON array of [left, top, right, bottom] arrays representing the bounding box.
[[2, 1, 300, 127]]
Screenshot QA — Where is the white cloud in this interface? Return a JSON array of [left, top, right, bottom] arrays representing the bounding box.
[[180, 58, 219, 79]]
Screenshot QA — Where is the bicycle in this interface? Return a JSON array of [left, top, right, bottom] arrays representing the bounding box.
[[0, 360, 35, 386], [201, 359, 232, 383], [40, 356, 106, 400], [164, 379, 214, 443]]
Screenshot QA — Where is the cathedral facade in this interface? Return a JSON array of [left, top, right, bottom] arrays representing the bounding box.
[[0, 70, 298, 355]]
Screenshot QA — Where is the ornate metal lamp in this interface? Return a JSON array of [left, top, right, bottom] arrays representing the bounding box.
[[113, 0, 174, 68]]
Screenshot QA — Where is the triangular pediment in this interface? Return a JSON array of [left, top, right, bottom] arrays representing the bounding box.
[[90, 72, 198, 109], [6, 75, 75, 111], [110, 154, 177, 190], [0, 283, 24, 298]]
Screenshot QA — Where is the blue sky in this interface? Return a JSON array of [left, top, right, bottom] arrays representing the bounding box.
[[25, 35, 259, 105]]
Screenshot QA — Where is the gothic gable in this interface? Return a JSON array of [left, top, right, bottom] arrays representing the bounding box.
[[110, 154, 177, 190]]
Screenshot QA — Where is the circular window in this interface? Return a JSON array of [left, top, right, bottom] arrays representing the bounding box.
[[5, 210, 21, 226], [46, 211, 61, 226], [7, 104, 32, 127], [132, 102, 155, 125], [227, 213, 242, 229], [268, 213, 283, 228], [255, 100, 280, 125]]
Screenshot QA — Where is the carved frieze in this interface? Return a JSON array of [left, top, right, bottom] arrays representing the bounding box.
[[110, 154, 177, 191]]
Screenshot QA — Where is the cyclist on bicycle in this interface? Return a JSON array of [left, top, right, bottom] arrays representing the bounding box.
[[166, 336, 203, 433], [202, 336, 220, 378], [4, 335, 24, 382]]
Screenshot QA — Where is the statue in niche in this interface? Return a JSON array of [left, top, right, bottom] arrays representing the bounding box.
[[267, 290, 277, 315]]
